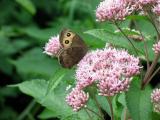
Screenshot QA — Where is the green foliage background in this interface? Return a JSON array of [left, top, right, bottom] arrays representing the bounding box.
[[0, 0, 102, 119], [0, 0, 160, 120]]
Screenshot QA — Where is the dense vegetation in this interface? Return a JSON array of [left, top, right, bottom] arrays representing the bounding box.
[[0, 0, 160, 120]]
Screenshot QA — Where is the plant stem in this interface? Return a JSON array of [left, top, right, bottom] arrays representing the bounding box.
[[84, 108, 92, 120], [132, 20, 149, 83], [106, 97, 114, 120], [27, 113, 35, 120], [143, 40, 150, 69], [93, 95, 104, 120], [124, 108, 127, 120], [32, 102, 41, 117], [86, 107, 104, 120], [114, 22, 138, 55], [145, 66, 160, 86], [147, 12, 160, 39], [133, 20, 150, 69], [17, 100, 36, 120], [142, 53, 160, 89]]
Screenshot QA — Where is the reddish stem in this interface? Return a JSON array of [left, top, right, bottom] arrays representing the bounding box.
[[142, 53, 160, 89]]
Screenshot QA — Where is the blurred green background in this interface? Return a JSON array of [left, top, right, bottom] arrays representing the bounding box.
[[1, 0, 160, 120], [0, 0, 103, 119]]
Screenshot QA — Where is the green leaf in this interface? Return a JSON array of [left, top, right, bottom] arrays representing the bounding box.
[[12, 48, 60, 79], [97, 96, 110, 116], [15, 0, 36, 15], [38, 109, 57, 119], [0, 36, 31, 55], [121, 108, 126, 120], [0, 106, 17, 120], [125, 77, 152, 120], [0, 56, 12, 75], [118, 93, 126, 107], [152, 112, 160, 120], [0, 37, 16, 55], [127, 15, 148, 21], [84, 28, 159, 63], [84, 29, 144, 55], [0, 25, 24, 37], [136, 18, 156, 36], [15, 79, 98, 120], [68, 0, 77, 22], [118, 94, 128, 120], [11, 39, 31, 52], [46, 68, 70, 95], [16, 79, 74, 119], [23, 27, 58, 43], [112, 95, 124, 120]]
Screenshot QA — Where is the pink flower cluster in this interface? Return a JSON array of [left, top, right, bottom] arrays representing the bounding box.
[[43, 35, 62, 56], [96, 0, 160, 21], [153, 41, 160, 54], [76, 47, 140, 96], [140, 0, 160, 15], [153, 3, 160, 15], [66, 47, 140, 111], [76, 50, 104, 89], [151, 88, 160, 112], [65, 88, 89, 111], [96, 0, 135, 21], [138, 0, 157, 5]]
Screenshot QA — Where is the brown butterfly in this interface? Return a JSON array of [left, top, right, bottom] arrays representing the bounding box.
[[57, 28, 88, 68]]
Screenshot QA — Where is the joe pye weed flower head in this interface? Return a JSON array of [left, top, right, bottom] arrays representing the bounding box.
[[138, 0, 157, 5], [153, 2, 160, 15], [66, 88, 89, 111], [43, 35, 61, 57], [76, 47, 140, 97], [96, 0, 160, 22], [151, 89, 160, 112], [153, 41, 160, 54], [96, 0, 135, 21], [65, 46, 140, 111]]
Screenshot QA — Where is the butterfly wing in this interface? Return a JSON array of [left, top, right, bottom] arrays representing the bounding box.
[[58, 46, 87, 68], [58, 28, 88, 68]]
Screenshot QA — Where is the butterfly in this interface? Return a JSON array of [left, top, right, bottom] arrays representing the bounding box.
[[57, 28, 88, 68]]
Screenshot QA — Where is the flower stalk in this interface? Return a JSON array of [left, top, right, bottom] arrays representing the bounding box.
[[133, 20, 150, 69], [114, 22, 139, 55], [86, 107, 104, 120], [93, 95, 104, 120], [106, 97, 114, 120], [146, 66, 160, 85], [151, 88, 160, 112], [146, 10, 160, 39], [142, 53, 160, 89], [84, 108, 92, 120]]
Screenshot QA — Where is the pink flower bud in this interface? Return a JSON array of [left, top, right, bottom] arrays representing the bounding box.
[[153, 3, 160, 15], [153, 41, 160, 54], [43, 35, 62, 56], [66, 88, 89, 111], [151, 88, 160, 112]]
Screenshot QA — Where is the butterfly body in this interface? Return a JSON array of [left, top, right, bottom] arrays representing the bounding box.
[[58, 29, 87, 68]]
